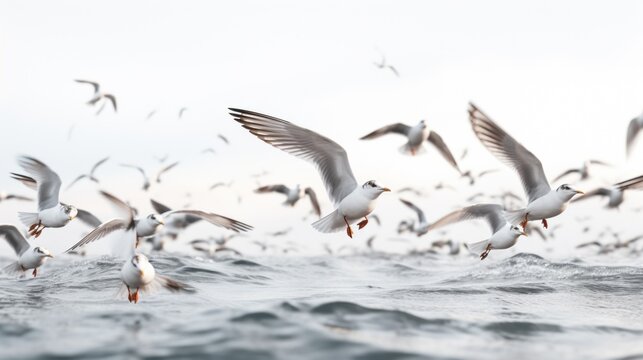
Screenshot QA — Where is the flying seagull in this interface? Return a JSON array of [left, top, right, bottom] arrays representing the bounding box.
[[468, 103, 584, 230], [74, 79, 117, 113], [255, 184, 322, 218], [65, 191, 193, 303], [10, 156, 79, 237], [573, 175, 643, 209], [427, 204, 527, 260], [1, 225, 53, 277], [626, 111, 643, 157], [552, 160, 611, 183], [360, 120, 461, 173], [373, 54, 399, 77], [229, 108, 391, 238], [0, 192, 33, 203], [178, 107, 188, 119], [399, 199, 430, 236], [66, 156, 110, 190]]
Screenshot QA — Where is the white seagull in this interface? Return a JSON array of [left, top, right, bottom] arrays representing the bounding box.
[[66, 156, 110, 190], [468, 103, 584, 230], [1, 225, 54, 277], [255, 184, 321, 218], [626, 111, 643, 157], [360, 120, 461, 173], [74, 79, 117, 113], [65, 191, 192, 303], [573, 175, 643, 209], [427, 204, 527, 260], [229, 108, 391, 238], [11, 156, 79, 237], [399, 199, 430, 236]]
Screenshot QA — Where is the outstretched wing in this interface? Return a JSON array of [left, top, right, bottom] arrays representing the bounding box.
[[427, 130, 461, 173], [163, 210, 253, 232], [0, 225, 29, 256], [469, 103, 551, 203], [17, 156, 62, 211], [359, 123, 411, 140], [255, 184, 290, 195], [230, 108, 358, 205], [399, 198, 426, 223], [428, 204, 506, 233], [304, 187, 322, 217]]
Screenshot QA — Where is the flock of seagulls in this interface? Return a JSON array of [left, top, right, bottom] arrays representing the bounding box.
[[1, 74, 642, 303]]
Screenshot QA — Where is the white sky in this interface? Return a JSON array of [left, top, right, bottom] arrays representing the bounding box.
[[1, 0, 643, 256]]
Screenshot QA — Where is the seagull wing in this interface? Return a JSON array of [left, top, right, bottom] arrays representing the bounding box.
[[428, 204, 506, 233], [626, 117, 642, 157], [588, 159, 611, 167], [162, 210, 253, 232], [217, 134, 230, 144], [230, 108, 358, 205], [4, 194, 33, 201], [103, 94, 117, 112], [0, 225, 29, 256], [155, 161, 179, 183], [17, 156, 62, 211], [304, 187, 322, 217], [89, 157, 110, 177], [120, 164, 148, 181], [615, 174, 643, 192], [469, 103, 551, 203], [359, 123, 411, 140], [552, 169, 581, 183], [76, 209, 102, 228], [66, 174, 88, 190], [427, 130, 461, 172], [399, 199, 426, 223], [150, 199, 173, 214], [10, 173, 38, 191], [387, 65, 400, 77], [255, 184, 290, 195], [74, 79, 100, 93], [572, 187, 611, 202], [64, 219, 129, 253]]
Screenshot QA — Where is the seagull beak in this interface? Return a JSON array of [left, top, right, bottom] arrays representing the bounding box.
[[382, 187, 391, 192], [46, 254, 54, 258], [575, 190, 585, 195], [521, 231, 528, 237]]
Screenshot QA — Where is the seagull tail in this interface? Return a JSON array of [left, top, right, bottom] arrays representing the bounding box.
[[312, 210, 344, 233], [18, 212, 39, 228], [398, 143, 426, 155], [2, 261, 23, 276], [465, 239, 490, 256], [503, 209, 527, 226]]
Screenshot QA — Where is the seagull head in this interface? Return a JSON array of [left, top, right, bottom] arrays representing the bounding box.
[[510, 225, 527, 237], [64, 205, 78, 220], [34, 246, 54, 258], [556, 184, 584, 199], [148, 214, 165, 226], [131, 254, 149, 276], [418, 120, 427, 129], [362, 180, 391, 198]]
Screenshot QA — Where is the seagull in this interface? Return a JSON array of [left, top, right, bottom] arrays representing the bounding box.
[[397, 186, 427, 197], [178, 107, 188, 119], [572, 175, 643, 209], [552, 160, 611, 183], [626, 111, 643, 157], [148, 198, 253, 240], [0, 225, 53, 277], [229, 108, 391, 238], [145, 110, 157, 121], [576, 235, 643, 255], [399, 199, 430, 236], [209, 181, 233, 190], [66, 156, 110, 190], [155, 161, 179, 183], [469, 103, 584, 231], [217, 134, 230, 145], [189, 235, 242, 257], [10, 156, 78, 237], [65, 191, 192, 303], [255, 184, 322, 218], [74, 79, 117, 113], [0, 192, 33, 203], [267, 227, 292, 237], [360, 120, 461, 172], [427, 204, 527, 260], [460, 169, 499, 186], [373, 54, 399, 77]]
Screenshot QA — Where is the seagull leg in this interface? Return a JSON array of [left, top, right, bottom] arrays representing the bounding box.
[[480, 244, 492, 260], [542, 219, 548, 229], [357, 217, 368, 230], [344, 216, 353, 238], [127, 286, 132, 302], [520, 214, 529, 231], [32, 268, 37, 278], [28, 223, 38, 235], [132, 289, 140, 304]]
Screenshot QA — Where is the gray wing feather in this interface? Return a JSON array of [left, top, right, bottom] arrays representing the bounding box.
[[10, 173, 38, 191], [304, 187, 322, 217], [428, 204, 506, 233], [399, 199, 426, 223], [0, 225, 29, 256], [17, 156, 62, 211], [76, 209, 102, 228], [427, 131, 461, 172], [64, 219, 129, 253], [150, 199, 173, 214], [255, 184, 290, 195], [626, 117, 642, 157], [552, 169, 580, 183], [469, 103, 551, 203], [163, 210, 253, 232], [360, 123, 411, 140], [230, 108, 357, 205], [89, 157, 110, 177], [615, 175, 643, 191]]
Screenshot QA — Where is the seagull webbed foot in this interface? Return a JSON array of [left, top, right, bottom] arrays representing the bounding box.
[[541, 219, 548, 229], [480, 244, 492, 260], [357, 217, 368, 230], [343, 216, 353, 238], [32, 268, 37, 278]]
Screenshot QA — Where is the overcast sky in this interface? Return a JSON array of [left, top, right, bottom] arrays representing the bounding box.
[[1, 1, 642, 256]]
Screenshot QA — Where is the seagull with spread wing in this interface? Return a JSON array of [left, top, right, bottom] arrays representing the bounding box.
[[65, 191, 192, 303], [360, 120, 461, 173], [74, 79, 117, 114], [399, 199, 430, 237], [255, 184, 321, 218], [229, 108, 391, 238], [427, 204, 527, 260], [552, 159, 611, 183], [1, 225, 54, 277], [469, 103, 584, 231], [573, 175, 643, 209], [66, 156, 110, 190]]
